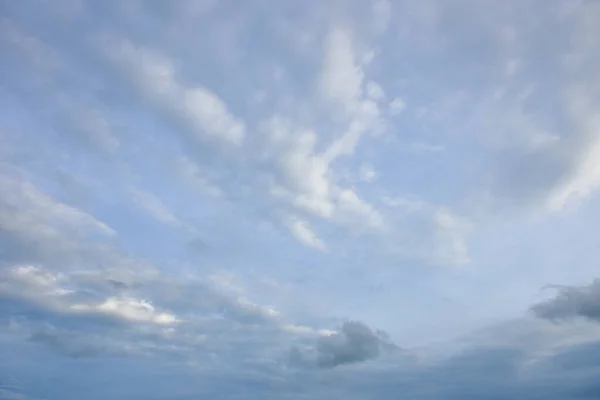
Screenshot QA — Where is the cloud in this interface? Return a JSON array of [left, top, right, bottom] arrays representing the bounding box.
[[5, 1, 600, 398], [282, 316, 600, 399], [0, 257, 298, 366], [388, 97, 406, 115], [458, 2, 600, 214], [258, 58, 388, 239], [381, 197, 472, 266], [432, 209, 472, 266], [318, 28, 364, 113], [0, 264, 178, 329], [71, 297, 179, 326], [544, 86, 600, 212], [260, 113, 385, 239], [1, 0, 462, 263], [53, 99, 121, 156], [174, 156, 222, 197], [315, 321, 396, 367], [532, 279, 600, 322], [285, 216, 326, 251], [371, 0, 392, 35], [489, 83, 600, 214], [291, 321, 398, 368], [366, 82, 385, 101], [259, 24, 385, 233], [127, 185, 197, 234], [0, 175, 115, 238], [101, 37, 245, 147], [0, 175, 312, 365], [0, 173, 120, 270], [28, 331, 107, 359], [358, 163, 377, 182]]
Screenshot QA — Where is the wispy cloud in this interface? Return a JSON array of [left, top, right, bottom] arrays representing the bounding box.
[[2, 0, 600, 399]]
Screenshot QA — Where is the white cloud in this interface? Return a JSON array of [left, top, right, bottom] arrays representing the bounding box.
[[261, 114, 384, 234], [0, 264, 179, 327], [546, 135, 600, 212], [261, 117, 335, 220], [128, 186, 185, 229], [6, 2, 600, 398], [361, 49, 376, 66], [389, 97, 406, 115], [337, 188, 384, 230], [382, 196, 428, 213], [381, 197, 471, 266], [255, 26, 387, 242], [101, 37, 245, 147], [209, 271, 246, 296], [359, 163, 377, 182], [174, 156, 222, 197], [126, 185, 201, 238], [318, 28, 364, 113], [505, 58, 521, 76], [485, 81, 600, 214], [2, 265, 72, 302], [0, 175, 116, 270], [234, 296, 281, 320], [0, 176, 115, 237], [366, 81, 385, 101], [72, 297, 178, 325], [432, 209, 472, 266], [321, 98, 381, 162], [372, 0, 392, 35], [183, 89, 245, 145], [0, 175, 299, 345], [282, 324, 334, 336], [285, 216, 326, 251]]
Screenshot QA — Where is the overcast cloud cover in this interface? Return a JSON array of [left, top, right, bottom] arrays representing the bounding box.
[[2, 0, 600, 398]]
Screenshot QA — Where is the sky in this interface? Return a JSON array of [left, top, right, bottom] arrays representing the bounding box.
[[2, 0, 600, 398]]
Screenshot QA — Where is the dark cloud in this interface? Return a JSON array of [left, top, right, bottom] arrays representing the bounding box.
[[532, 279, 600, 322], [549, 340, 600, 371], [285, 332, 600, 399], [316, 321, 382, 367], [106, 279, 129, 290], [291, 321, 399, 368]]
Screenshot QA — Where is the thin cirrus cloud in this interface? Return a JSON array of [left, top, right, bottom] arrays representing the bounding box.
[[2, 0, 600, 399]]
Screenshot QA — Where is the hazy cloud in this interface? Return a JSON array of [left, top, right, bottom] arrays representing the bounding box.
[[532, 279, 600, 322]]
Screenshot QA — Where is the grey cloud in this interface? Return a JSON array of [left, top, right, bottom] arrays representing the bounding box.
[[0, 173, 291, 364], [285, 324, 600, 399], [28, 331, 104, 359], [292, 321, 399, 368], [374, 0, 600, 215], [316, 321, 381, 367], [9, 315, 600, 400], [106, 279, 129, 290], [549, 340, 600, 371], [483, 3, 600, 213], [532, 279, 600, 322]]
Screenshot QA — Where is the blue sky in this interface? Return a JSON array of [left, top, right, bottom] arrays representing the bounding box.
[[2, 0, 600, 398]]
